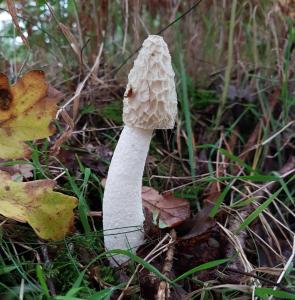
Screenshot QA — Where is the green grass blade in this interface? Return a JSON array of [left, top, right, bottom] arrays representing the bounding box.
[[87, 289, 114, 300], [55, 297, 85, 300], [36, 264, 50, 298], [236, 187, 283, 234], [210, 182, 233, 217], [172, 258, 230, 283], [237, 174, 295, 234], [107, 249, 173, 284], [277, 173, 294, 205], [215, 0, 238, 127], [179, 53, 196, 178], [65, 169, 91, 234], [255, 287, 295, 299], [69, 249, 172, 292], [218, 148, 260, 175], [0, 265, 17, 275], [64, 288, 83, 297]]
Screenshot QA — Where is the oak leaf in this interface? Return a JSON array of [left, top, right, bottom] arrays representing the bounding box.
[[0, 70, 61, 159], [0, 171, 77, 240]]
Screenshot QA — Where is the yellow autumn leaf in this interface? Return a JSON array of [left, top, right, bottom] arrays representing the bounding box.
[[0, 171, 78, 240], [0, 70, 61, 159]]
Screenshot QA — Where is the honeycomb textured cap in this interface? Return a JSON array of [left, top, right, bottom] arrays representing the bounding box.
[[123, 35, 177, 129]]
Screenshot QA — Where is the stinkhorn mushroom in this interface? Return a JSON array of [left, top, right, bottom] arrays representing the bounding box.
[[103, 35, 177, 265]]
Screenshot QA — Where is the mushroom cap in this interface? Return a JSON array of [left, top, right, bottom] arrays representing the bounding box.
[[123, 35, 177, 129]]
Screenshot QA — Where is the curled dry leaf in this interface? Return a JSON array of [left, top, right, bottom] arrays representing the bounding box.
[[0, 163, 33, 179], [142, 186, 190, 228], [0, 171, 78, 240], [0, 70, 62, 159]]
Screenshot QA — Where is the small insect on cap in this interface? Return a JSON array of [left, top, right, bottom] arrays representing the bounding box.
[[123, 35, 177, 129]]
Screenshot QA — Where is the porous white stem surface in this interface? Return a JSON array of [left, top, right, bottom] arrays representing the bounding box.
[[103, 125, 153, 265]]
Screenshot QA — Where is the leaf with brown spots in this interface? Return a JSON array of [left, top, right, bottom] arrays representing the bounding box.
[[0, 171, 77, 240], [142, 187, 190, 228], [0, 70, 62, 159]]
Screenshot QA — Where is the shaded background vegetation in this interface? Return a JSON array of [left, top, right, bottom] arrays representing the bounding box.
[[0, 0, 294, 299]]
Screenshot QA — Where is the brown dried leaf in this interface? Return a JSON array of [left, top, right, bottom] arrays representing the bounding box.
[[0, 163, 33, 179], [142, 186, 190, 228], [178, 206, 216, 240]]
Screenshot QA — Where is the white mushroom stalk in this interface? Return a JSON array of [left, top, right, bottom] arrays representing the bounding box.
[[103, 35, 177, 265]]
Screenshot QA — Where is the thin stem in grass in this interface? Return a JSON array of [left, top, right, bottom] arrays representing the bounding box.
[[174, 13, 196, 178], [251, 5, 259, 69], [65, 169, 91, 234], [179, 53, 196, 178], [215, 0, 238, 128], [281, 22, 295, 121], [226, 267, 295, 294], [236, 174, 295, 234]]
